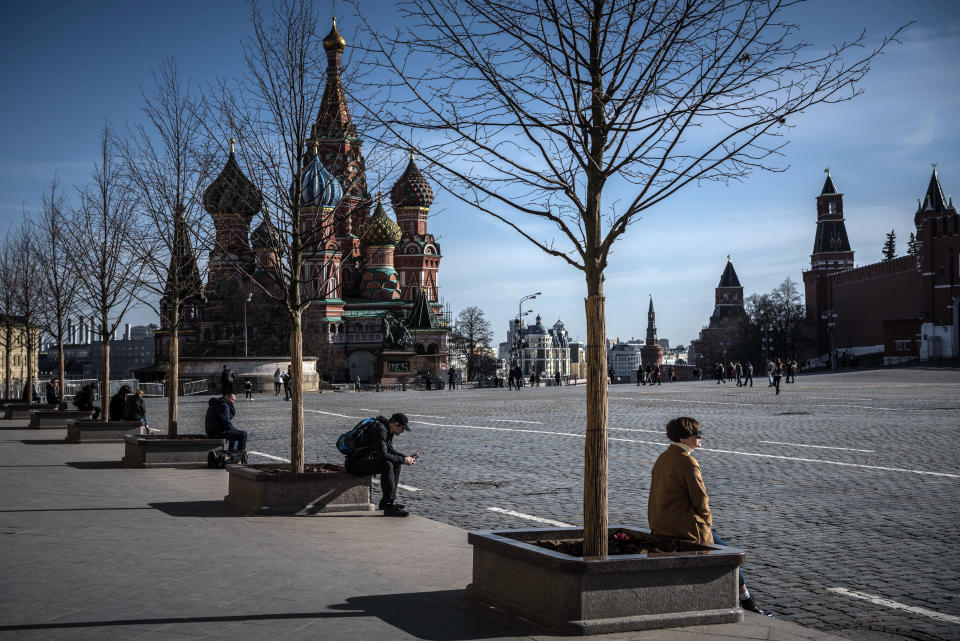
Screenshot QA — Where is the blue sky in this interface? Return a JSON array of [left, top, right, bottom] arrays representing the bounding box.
[[2, 0, 959, 347]]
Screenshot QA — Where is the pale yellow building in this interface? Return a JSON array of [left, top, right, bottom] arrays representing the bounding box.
[[0, 320, 41, 400]]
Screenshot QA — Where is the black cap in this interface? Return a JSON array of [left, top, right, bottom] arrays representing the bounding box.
[[390, 412, 410, 431]]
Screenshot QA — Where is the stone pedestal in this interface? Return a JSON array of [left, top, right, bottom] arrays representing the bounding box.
[[224, 463, 374, 515], [4, 403, 57, 420], [466, 526, 744, 635], [65, 420, 143, 443], [122, 434, 226, 468], [29, 410, 93, 429]]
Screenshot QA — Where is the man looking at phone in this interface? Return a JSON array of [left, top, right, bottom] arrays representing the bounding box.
[[344, 413, 417, 517]]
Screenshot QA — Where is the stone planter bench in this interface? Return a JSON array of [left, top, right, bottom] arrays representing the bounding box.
[[65, 420, 144, 443], [224, 463, 374, 515], [4, 403, 57, 420], [122, 434, 226, 468], [29, 410, 93, 429], [466, 526, 745, 635]]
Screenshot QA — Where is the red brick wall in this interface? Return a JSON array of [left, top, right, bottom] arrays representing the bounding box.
[[828, 261, 922, 348]]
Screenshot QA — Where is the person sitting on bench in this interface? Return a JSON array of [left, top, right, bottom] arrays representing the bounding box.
[[204, 392, 246, 454], [73, 382, 101, 420], [109, 385, 132, 421]]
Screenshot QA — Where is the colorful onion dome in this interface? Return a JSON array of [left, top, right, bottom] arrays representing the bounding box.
[[323, 17, 346, 52], [203, 141, 262, 218], [390, 151, 434, 209], [290, 151, 343, 208], [360, 198, 402, 246]]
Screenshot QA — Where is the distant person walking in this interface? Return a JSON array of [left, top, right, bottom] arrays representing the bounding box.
[[220, 365, 235, 395], [744, 362, 754, 387], [766, 359, 775, 387], [735, 362, 742, 387], [273, 368, 282, 396], [555, 371, 561, 387], [772, 359, 783, 395], [244, 378, 254, 401], [283, 369, 292, 400]]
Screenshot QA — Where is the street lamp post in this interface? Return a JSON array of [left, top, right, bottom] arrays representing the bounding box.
[[821, 310, 838, 370], [517, 292, 541, 376], [761, 325, 771, 363], [243, 293, 253, 357]]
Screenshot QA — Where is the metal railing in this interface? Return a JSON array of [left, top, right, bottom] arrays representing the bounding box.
[[139, 382, 165, 397], [181, 379, 209, 396]]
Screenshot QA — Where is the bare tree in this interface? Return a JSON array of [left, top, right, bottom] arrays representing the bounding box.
[[360, 0, 903, 557], [9, 218, 43, 404], [122, 58, 213, 437], [451, 306, 493, 381], [213, 1, 384, 472], [66, 125, 145, 409], [33, 177, 79, 409]]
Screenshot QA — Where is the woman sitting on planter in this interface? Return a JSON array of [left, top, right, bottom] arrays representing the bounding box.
[[648, 416, 770, 616], [124, 389, 150, 433]]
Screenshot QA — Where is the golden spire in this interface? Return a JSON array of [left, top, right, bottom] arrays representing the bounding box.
[[323, 17, 346, 51], [824, 166, 829, 175], [312, 140, 319, 157], [229, 138, 235, 154], [410, 148, 415, 161]]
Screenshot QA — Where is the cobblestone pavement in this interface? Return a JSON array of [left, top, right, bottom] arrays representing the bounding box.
[[153, 368, 960, 641]]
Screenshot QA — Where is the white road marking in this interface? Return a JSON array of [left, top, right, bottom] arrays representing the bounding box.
[[398, 483, 420, 492], [247, 450, 291, 462], [303, 409, 363, 419], [405, 414, 447, 418], [357, 408, 379, 412], [489, 419, 544, 424], [412, 422, 959, 479], [487, 507, 574, 528], [608, 427, 664, 434], [609, 396, 906, 412], [761, 440, 875, 453], [827, 587, 960, 624]]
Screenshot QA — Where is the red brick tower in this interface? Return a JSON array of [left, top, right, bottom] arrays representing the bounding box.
[[640, 296, 664, 366], [709, 256, 746, 326], [390, 151, 442, 302], [803, 170, 855, 352]]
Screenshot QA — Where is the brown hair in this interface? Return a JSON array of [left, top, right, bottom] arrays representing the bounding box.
[[666, 417, 701, 442]]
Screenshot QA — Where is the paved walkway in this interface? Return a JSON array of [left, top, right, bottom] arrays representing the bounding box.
[[0, 417, 884, 640]]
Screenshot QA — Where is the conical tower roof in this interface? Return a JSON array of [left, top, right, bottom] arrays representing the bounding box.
[[390, 151, 434, 209], [203, 142, 262, 218], [166, 204, 202, 298], [921, 166, 950, 214], [360, 198, 402, 246], [407, 288, 437, 329], [718, 256, 742, 288], [821, 171, 839, 196]]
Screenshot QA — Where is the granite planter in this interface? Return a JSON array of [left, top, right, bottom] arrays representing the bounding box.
[[4, 403, 57, 420], [466, 526, 745, 635], [65, 420, 144, 443], [29, 410, 93, 429], [122, 434, 226, 468], [224, 463, 374, 515]]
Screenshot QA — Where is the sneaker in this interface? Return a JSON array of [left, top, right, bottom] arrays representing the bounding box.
[[379, 502, 405, 510], [740, 597, 772, 616], [383, 504, 409, 517]]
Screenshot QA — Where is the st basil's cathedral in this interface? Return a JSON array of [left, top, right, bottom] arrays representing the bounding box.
[[153, 19, 448, 385]]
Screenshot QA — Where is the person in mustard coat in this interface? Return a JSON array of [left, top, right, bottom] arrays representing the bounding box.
[[648, 417, 770, 615]]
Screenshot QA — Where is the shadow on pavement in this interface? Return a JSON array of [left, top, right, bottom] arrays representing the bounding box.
[[149, 500, 236, 517], [334, 589, 535, 640], [19, 439, 65, 445], [0, 610, 363, 632], [66, 461, 126, 469]]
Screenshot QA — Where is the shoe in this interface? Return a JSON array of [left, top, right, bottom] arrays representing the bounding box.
[[740, 597, 772, 616], [379, 502, 405, 510], [383, 504, 409, 517]]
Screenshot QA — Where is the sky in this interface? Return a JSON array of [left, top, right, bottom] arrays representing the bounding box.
[[2, 0, 959, 348]]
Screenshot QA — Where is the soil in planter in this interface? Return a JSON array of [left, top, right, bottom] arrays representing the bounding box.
[[258, 463, 345, 477], [531, 529, 696, 556]]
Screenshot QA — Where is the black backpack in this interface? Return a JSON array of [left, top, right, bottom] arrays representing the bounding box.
[[207, 449, 247, 469], [336, 418, 377, 456]]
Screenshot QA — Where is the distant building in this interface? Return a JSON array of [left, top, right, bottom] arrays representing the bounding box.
[[608, 341, 643, 381], [568, 342, 585, 379], [0, 315, 40, 399], [640, 297, 664, 367], [44, 324, 156, 380], [658, 338, 670, 351], [689, 257, 748, 366], [499, 314, 571, 379]]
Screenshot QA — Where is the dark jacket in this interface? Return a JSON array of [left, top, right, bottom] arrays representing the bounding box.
[[73, 384, 95, 411], [124, 394, 146, 422], [348, 416, 404, 465], [204, 397, 236, 437], [109, 392, 129, 421], [45, 383, 60, 405]]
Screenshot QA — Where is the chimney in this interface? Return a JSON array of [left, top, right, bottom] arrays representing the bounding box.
[[124, 324, 131, 341]]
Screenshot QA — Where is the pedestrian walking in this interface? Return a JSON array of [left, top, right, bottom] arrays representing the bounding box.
[[648, 417, 770, 615], [554, 371, 561, 387], [744, 362, 753, 387], [283, 369, 292, 400], [766, 359, 775, 387], [715, 362, 724, 384], [636, 366, 644, 386], [735, 362, 742, 387], [220, 365, 235, 395], [655, 364, 662, 385], [448, 368, 456, 391], [773, 359, 783, 395], [273, 368, 282, 396], [669, 366, 676, 382], [244, 378, 254, 401]]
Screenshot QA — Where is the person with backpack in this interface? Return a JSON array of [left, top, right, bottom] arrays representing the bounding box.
[[341, 413, 417, 517], [205, 392, 247, 455], [220, 365, 235, 395], [73, 381, 100, 420], [108, 385, 132, 421]]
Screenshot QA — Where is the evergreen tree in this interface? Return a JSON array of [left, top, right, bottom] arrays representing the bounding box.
[[882, 230, 896, 260], [907, 231, 919, 255]]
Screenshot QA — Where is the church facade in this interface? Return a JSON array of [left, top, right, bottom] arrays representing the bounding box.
[[154, 19, 449, 384]]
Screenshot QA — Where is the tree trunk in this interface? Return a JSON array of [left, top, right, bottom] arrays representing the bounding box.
[[289, 310, 304, 474], [57, 339, 66, 410], [101, 316, 110, 412], [583, 291, 608, 559], [3, 328, 9, 401], [167, 320, 179, 438], [25, 327, 35, 406]]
